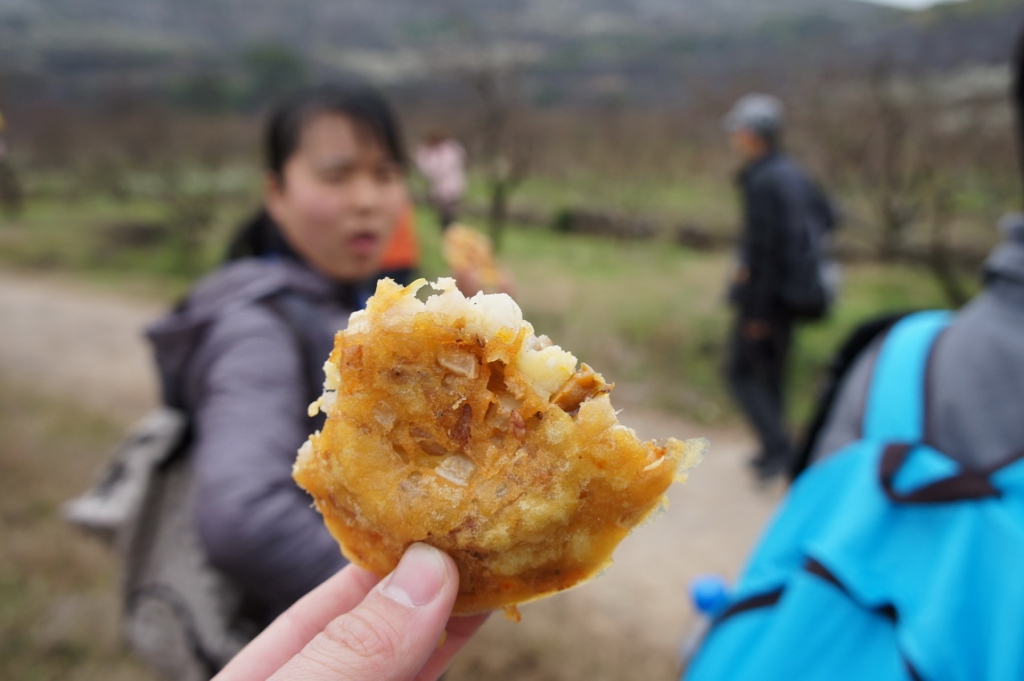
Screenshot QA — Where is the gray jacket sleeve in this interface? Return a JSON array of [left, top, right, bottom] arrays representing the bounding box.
[[190, 304, 345, 616]]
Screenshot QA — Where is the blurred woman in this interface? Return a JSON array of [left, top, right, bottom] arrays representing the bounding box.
[[415, 129, 466, 230], [148, 82, 409, 627]]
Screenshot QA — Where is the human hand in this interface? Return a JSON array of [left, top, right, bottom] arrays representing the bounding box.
[[453, 267, 482, 297], [742, 319, 772, 341], [215, 543, 489, 681]]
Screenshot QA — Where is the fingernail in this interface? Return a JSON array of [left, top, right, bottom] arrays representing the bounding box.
[[381, 543, 447, 608]]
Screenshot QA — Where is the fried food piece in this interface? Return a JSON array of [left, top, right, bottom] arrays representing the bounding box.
[[294, 278, 704, 617], [442, 224, 506, 294]]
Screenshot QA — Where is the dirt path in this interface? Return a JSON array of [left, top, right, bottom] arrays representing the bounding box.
[[0, 268, 785, 681], [0, 270, 162, 421]]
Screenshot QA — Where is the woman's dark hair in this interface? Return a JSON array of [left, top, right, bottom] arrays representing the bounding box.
[[265, 81, 407, 178], [226, 81, 407, 261]]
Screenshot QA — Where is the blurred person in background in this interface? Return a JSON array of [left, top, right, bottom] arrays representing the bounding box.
[[148, 81, 409, 628], [415, 129, 466, 231], [723, 93, 838, 481], [684, 37, 1024, 678]]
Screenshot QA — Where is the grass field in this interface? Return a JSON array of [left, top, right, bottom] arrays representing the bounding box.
[[0, 380, 155, 681], [387, 206, 963, 425], [0, 189, 979, 681], [459, 171, 738, 229], [0, 193, 965, 427]]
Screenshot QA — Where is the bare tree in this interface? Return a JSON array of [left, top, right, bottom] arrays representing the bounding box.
[[420, 0, 537, 252], [866, 60, 928, 261], [809, 57, 930, 261], [921, 176, 970, 306], [464, 59, 533, 252], [803, 55, 1013, 306]]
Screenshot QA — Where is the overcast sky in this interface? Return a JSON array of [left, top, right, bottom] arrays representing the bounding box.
[[853, 0, 967, 9]]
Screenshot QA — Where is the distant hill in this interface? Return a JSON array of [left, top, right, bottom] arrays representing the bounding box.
[[0, 0, 1020, 106], [0, 0, 893, 54]]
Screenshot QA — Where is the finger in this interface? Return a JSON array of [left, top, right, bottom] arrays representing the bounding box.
[[414, 612, 491, 681], [269, 543, 460, 681], [215, 563, 381, 681]]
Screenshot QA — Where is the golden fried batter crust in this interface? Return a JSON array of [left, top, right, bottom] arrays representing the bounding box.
[[294, 278, 703, 616]]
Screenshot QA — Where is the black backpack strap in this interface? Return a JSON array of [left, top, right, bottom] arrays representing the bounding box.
[[878, 444, 1002, 504], [262, 291, 337, 430], [790, 311, 917, 481], [157, 287, 339, 429], [810, 180, 839, 233]]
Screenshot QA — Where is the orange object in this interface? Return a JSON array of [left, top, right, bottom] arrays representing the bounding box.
[[381, 204, 420, 270], [442, 224, 503, 293]]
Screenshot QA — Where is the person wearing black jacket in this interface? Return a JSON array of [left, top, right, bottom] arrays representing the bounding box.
[[723, 93, 836, 480]]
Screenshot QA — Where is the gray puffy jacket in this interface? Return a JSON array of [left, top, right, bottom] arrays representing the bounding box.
[[813, 214, 1024, 469], [147, 258, 362, 620]]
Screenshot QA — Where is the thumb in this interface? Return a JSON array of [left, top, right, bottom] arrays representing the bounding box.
[[270, 543, 460, 681]]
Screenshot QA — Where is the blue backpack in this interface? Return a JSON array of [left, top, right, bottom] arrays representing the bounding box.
[[685, 311, 1024, 681]]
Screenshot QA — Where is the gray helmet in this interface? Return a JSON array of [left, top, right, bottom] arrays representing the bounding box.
[[723, 93, 785, 139]]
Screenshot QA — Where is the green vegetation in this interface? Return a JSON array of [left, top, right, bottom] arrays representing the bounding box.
[[462, 172, 738, 231], [0, 193, 256, 301], [1, 192, 967, 428], [0, 380, 155, 681], [461, 224, 962, 425], [0, 177, 984, 681]]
